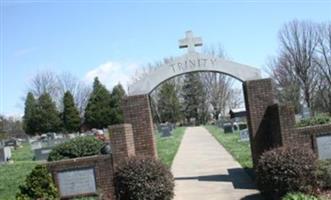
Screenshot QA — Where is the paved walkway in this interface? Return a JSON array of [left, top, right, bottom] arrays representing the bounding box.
[[171, 127, 262, 200]]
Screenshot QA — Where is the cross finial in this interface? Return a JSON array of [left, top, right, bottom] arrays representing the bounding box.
[[179, 31, 203, 53]]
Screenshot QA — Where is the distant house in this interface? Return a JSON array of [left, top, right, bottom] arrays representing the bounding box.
[[229, 108, 246, 118]]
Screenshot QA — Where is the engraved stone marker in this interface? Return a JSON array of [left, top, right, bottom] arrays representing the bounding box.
[[239, 129, 250, 142], [316, 134, 331, 160], [58, 168, 96, 197]]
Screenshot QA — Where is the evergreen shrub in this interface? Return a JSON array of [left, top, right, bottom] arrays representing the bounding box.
[[256, 146, 318, 199], [114, 156, 174, 200], [48, 136, 103, 161], [16, 165, 58, 200]]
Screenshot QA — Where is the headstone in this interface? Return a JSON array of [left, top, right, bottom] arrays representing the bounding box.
[[34, 147, 53, 161], [5, 139, 17, 147], [301, 104, 311, 119], [223, 123, 233, 133], [160, 125, 172, 137], [45, 138, 66, 148], [238, 123, 247, 130], [0, 146, 11, 163], [57, 168, 96, 197], [31, 141, 42, 150], [0, 140, 4, 148], [239, 129, 250, 142], [47, 132, 57, 140], [316, 134, 331, 160]]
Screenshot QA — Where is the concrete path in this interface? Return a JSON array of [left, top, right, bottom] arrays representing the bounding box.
[[171, 127, 262, 200]]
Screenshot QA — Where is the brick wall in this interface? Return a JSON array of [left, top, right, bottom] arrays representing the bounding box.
[[291, 124, 331, 152], [122, 94, 157, 158], [47, 155, 115, 200], [108, 124, 136, 166], [243, 78, 276, 167]]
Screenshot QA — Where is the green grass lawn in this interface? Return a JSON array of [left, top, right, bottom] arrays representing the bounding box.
[[0, 143, 39, 200], [156, 127, 186, 167], [205, 125, 253, 169]]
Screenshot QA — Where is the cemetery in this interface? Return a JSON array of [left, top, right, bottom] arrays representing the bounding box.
[[0, 31, 329, 200], [1, 3, 331, 200]]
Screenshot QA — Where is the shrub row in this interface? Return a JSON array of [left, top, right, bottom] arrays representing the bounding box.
[[297, 115, 331, 127], [47, 136, 104, 161]]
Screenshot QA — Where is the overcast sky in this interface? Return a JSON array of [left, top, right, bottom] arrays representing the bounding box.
[[1, 0, 331, 116]]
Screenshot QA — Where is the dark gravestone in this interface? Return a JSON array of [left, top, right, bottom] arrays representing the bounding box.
[[223, 123, 233, 133], [34, 147, 53, 161], [5, 139, 17, 147], [316, 134, 331, 160], [160, 126, 172, 137], [57, 168, 96, 198], [239, 123, 247, 130]]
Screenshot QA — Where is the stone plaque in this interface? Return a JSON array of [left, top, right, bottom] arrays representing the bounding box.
[[316, 134, 331, 160], [58, 168, 96, 197]]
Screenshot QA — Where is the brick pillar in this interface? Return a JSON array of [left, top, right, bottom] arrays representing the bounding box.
[[108, 124, 136, 166], [122, 95, 157, 158], [243, 78, 275, 168], [278, 105, 296, 146]]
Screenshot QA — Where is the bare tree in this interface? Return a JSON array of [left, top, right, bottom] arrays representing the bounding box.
[[27, 71, 91, 117], [278, 20, 319, 109], [30, 70, 59, 98], [314, 22, 331, 114], [201, 72, 234, 119], [266, 55, 301, 113], [56, 72, 92, 116]]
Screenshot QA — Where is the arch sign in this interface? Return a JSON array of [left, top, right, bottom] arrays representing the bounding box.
[[128, 31, 261, 96]]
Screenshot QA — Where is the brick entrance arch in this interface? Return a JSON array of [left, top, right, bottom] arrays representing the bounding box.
[[122, 78, 280, 167], [121, 31, 330, 168]]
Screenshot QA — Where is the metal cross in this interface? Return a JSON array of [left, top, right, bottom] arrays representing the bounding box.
[[179, 31, 203, 53]]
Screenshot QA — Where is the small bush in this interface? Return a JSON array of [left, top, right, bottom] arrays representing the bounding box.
[[282, 193, 319, 200], [48, 136, 104, 161], [297, 115, 331, 127], [256, 146, 318, 199], [16, 165, 58, 200], [316, 159, 331, 190], [114, 156, 174, 200]]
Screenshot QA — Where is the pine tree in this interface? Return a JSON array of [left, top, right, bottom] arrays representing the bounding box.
[[157, 81, 181, 123], [84, 77, 113, 129], [35, 93, 62, 133], [110, 83, 126, 124], [62, 91, 80, 133], [181, 73, 205, 125], [23, 92, 37, 135]]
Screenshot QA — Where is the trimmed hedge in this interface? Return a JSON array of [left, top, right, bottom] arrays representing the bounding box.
[[16, 165, 58, 200], [256, 146, 318, 199], [115, 156, 174, 200], [282, 193, 319, 200], [48, 136, 104, 161], [297, 115, 331, 127]]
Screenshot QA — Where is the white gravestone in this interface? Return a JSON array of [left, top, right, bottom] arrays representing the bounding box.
[[31, 141, 42, 150], [239, 129, 250, 142], [316, 134, 331, 160], [58, 168, 96, 197], [0, 147, 11, 163]]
